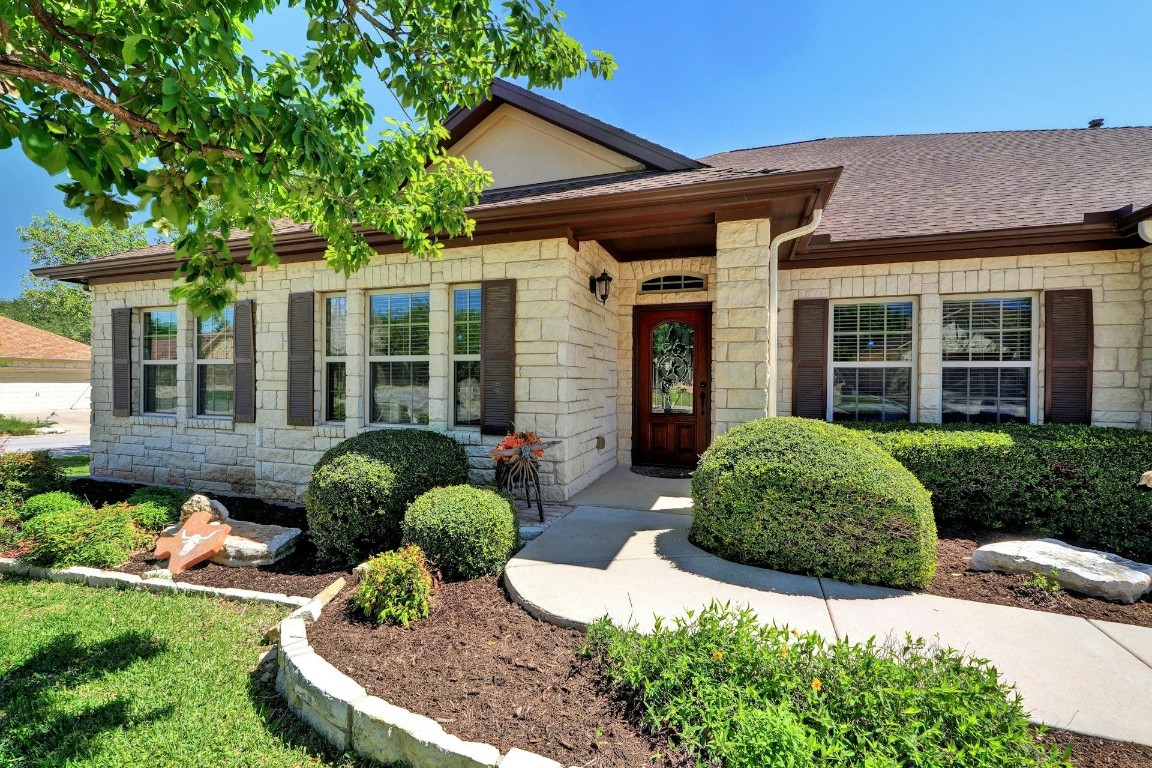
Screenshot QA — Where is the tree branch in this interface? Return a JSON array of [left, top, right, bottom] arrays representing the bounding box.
[[0, 55, 256, 161], [26, 0, 119, 97]]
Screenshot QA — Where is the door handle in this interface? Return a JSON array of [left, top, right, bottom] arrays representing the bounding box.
[[699, 380, 708, 407]]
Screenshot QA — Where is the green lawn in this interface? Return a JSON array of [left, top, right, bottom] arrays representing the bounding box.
[[0, 576, 369, 768], [52, 453, 90, 477], [0, 415, 44, 437]]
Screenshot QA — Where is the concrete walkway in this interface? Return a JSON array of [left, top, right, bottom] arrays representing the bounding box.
[[505, 506, 1152, 747]]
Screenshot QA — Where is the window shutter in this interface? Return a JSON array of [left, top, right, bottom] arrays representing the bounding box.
[[287, 292, 315, 427], [111, 307, 132, 417], [1045, 289, 1093, 424], [233, 299, 256, 423], [480, 279, 516, 435], [792, 298, 829, 419]]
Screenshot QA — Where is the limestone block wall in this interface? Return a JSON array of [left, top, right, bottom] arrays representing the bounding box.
[[777, 248, 1148, 428], [87, 237, 615, 504]]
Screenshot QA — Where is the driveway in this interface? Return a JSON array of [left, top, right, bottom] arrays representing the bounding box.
[[1, 409, 90, 455]]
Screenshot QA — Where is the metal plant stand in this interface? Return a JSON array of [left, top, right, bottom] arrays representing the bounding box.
[[493, 440, 560, 521]]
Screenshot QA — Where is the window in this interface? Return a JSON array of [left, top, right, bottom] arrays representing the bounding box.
[[452, 287, 482, 426], [196, 305, 234, 417], [830, 301, 914, 422], [942, 296, 1033, 424], [141, 309, 178, 414], [641, 275, 705, 293], [324, 296, 348, 421], [368, 291, 430, 424]]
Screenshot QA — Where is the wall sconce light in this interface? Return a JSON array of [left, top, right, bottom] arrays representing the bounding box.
[[589, 270, 613, 305]]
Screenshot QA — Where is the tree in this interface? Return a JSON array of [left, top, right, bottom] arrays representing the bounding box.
[[0, 212, 150, 342], [0, 1, 614, 316]]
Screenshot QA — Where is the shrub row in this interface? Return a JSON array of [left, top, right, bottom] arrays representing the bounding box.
[[853, 422, 1152, 562], [691, 418, 937, 589], [587, 603, 1072, 768], [0, 451, 66, 507], [23, 505, 143, 568]]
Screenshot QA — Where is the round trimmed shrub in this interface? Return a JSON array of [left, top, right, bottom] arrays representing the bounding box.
[[306, 429, 468, 564], [19, 491, 85, 520], [23, 505, 141, 568], [403, 485, 520, 581], [352, 544, 435, 626], [690, 417, 936, 589]]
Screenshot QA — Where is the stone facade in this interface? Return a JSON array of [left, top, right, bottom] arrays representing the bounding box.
[[86, 222, 1152, 504], [777, 246, 1152, 428]]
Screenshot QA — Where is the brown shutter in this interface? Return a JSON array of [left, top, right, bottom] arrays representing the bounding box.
[[792, 298, 829, 419], [287, 292, 315, 427], [111, 307, 132, 417], [233, 299, 256, 423], [480, 279, 516, 435], [1044, 289, 1093, 424]]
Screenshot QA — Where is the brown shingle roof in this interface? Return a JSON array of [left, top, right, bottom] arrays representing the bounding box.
[[703, 127, 1152, 243], [0, 316, 91, 361]]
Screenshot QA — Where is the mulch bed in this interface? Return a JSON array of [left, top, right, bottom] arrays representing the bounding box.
[[926, 528, 1152, 628], [116, 539, 348, 599], [308, 576, 1150, 768], [310, 576, 690, 768]]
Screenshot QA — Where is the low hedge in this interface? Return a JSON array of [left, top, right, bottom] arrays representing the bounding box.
[[23, 505, 141, 568], [305, 429, 469, 564], [403, 485, 520, 581], [690, 417, 937, 589], [854, 422, 1152, 562]]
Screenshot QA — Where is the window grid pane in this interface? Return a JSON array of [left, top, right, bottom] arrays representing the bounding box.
[[143, 364, 177, 414], [326, 297, 348, 357], [942, 298, 1033, 362], [143, 310, 178, 361], [196, 306, 235, 360], [942, 367, 1030, 425], [832, 367, 911, 422], [369, 292, 430, 357], [197, 364, 234, 417], [453, 288, 482, 356], [326, 361, 347, 422], [371, 361, 430, 424], [832, 302, 914, 363], [454, 360, 481, 426]]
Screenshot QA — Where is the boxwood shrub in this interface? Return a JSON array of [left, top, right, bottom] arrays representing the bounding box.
[[23, 505, 141, 568], [305, 428, 468, 564], [587, 603, 1072, 768], [855, 422, 1152, 562], [403, 485, 520, 580], [690, 417, 936, 589]]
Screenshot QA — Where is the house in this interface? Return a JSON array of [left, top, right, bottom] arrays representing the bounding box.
[[35, 81, 1152, 503], [0, 316, 91, 412]]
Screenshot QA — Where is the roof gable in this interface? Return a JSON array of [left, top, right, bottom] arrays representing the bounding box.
[[443, 80, 703, 184], [447, 103, 646, 189]]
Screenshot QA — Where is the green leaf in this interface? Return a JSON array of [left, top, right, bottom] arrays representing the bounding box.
[[123, 34, 147, 65], [161, 76, 180, 95]]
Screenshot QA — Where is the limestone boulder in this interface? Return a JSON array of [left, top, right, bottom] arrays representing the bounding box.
[[970, 538, 1152, 603], [210, 519, 301, 567], [180, 494, 230, 524]]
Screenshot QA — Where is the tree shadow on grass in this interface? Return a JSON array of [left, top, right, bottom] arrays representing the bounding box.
[[0, 630, 175, 765]]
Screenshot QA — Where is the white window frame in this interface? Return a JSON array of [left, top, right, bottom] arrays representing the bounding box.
[[140, 307, 178, 416], [826, 297, 918, 423], [195, 305, 235, 419], [451, 284, 482, 428], [323, 294, 349, 423], [365, 288, 432, 426], [940, 292, 1039, 425]]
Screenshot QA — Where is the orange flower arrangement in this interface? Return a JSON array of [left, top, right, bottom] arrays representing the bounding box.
[[492, 430, 546, 463]]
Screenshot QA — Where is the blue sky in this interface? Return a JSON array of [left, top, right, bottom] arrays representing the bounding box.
[[2, 0, 1151, 297]]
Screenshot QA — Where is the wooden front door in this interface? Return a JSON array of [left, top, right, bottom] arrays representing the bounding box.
[[633, 304, 712, 466]]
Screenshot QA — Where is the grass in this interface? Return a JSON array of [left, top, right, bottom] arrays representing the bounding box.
[[52, 453, 90, 477], [0, 576, 370, 768], [0, 415, 45, 437]]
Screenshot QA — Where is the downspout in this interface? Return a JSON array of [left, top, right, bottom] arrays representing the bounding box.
[[767, 209, 823, 417]]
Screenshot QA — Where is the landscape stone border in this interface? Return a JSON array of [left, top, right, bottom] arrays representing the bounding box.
[[274, 588, 566, 768], [0, 556, 312, 608]]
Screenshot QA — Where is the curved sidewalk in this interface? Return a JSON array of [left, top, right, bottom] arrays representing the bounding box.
[[505, 505, 1152, 747]]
